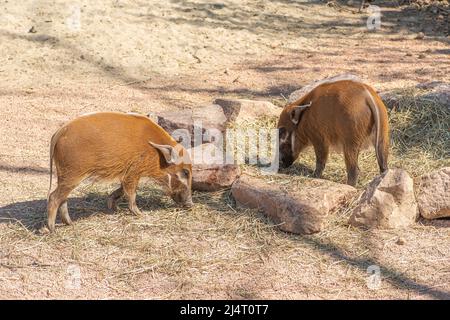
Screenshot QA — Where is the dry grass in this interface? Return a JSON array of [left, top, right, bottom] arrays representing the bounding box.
[[1, 89, 449, 299]]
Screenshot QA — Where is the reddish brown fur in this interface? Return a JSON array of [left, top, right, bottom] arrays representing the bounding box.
[[47, 112, 193, 232], [277, 80, 389, 186]]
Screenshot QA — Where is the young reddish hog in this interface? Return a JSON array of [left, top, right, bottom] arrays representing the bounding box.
[[47, 112, 193, 232], [277, 80, 389, 186]]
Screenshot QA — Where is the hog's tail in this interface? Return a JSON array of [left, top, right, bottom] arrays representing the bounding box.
[[48, 126, 65, 200], [364, 87, 389, 173]]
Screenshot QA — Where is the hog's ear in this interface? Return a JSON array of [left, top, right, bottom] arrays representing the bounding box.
[[149, 142, 179, 165], [290, 102, 312, 125]]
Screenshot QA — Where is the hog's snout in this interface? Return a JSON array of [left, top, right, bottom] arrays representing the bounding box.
[[279, 153, 294, 168], [171, 191, 193, 208]]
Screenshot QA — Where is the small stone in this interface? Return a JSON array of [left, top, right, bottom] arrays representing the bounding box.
[[28, 26, 37, 33], [415, 32, 425, 39], [211, 3, 225, 9], [396, 237, 406, 245]]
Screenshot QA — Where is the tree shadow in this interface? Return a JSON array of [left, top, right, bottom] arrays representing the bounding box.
[[301, 235, 450, 299], [1, 0, 446, 100], [0, 164, 49, 175], [128, 0, 363, 39], [0, 196, 101, 232], [128, 0, 449, 42], [418, 217, 450, 229], [138, 82, 300, 101], [0, 30, 139, 85], [327, 0, 449, 40]]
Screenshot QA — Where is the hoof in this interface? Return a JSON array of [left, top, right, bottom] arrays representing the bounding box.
[[62, 219, 73, 226], [130, 208, 143, 216], [39, 225, 52, 234]]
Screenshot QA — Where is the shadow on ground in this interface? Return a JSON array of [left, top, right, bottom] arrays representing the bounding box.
[[0, 189, 170, 232], [204, 188, 450, 299], [0, 164, 49, 175], [302, 235, 450, 299]]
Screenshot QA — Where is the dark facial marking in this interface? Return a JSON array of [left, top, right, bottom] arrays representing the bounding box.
[[278, 127, 294, 168]]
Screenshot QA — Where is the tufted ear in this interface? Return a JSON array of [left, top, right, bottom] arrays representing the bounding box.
[[149, 141, 179, 165], [290, 102, 312, 125]]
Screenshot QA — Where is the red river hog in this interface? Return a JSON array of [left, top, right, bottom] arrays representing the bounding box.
[[47, 112, 193, 232]]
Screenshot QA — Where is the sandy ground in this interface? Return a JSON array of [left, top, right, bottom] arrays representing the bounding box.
[[0, 0, 449, 299]]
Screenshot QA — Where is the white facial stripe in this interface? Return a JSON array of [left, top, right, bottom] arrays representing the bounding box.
[[176, 172, 189, 188], [166, 174, 172, 189], [280, 132, 290, 144], [291, 133, 296, 150]]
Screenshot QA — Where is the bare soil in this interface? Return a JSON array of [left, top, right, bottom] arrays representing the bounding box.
[[0, 0, 449, 299]]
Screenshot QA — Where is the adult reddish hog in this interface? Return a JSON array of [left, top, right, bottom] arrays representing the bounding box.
[[47, 112, 193, 232], [277, 80, 389, 186]]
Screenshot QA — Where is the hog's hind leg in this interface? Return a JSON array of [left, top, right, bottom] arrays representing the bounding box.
[[59, 201, 72, 225], [107, 186, 124, 212], [47, 182, 77, 232], [122, 176, 143, 216], [343, 144, 361, 187]]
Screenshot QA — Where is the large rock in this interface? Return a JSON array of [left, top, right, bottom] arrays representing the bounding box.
[[379, 91, 402, 109], [188, 143, 240, 192], [192, 164, 241, 191], [349, 169, 418, 229], [416, 81, 447, 90], [416, 167, 450, 219], [380, 82, 450, 110], [420, 83, 450, 108], [213, 98, 281, 122], [288, 73, 362, 103], [153, 105, 228, 147], [231, 175, 357, 234]]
